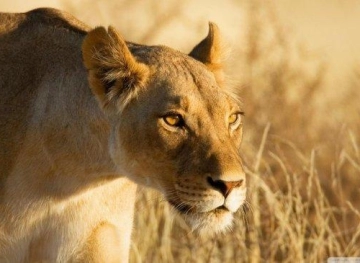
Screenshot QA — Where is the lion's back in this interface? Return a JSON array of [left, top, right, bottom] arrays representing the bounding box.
[[0, 8, 89, 182]]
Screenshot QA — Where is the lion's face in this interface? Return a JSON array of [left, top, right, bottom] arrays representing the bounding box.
[[82, 24, 246, 234]]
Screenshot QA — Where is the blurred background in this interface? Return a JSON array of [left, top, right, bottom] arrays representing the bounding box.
[[1, 0, 359, 262]]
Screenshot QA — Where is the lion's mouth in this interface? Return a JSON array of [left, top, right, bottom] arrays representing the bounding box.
[[167, 199, 234, 235], [166, 186, 245, 235], [214, 205, 229, 212], [204, 205, 231, 216], [168, 200, 230, 215]]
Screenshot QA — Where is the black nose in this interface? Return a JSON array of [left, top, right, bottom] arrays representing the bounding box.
[[207, 176, 244, 198]]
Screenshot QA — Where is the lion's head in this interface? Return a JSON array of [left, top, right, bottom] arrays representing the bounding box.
[[82, 23, 246, 235]]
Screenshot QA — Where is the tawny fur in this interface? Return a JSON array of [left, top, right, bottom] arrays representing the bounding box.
[[0, 8, 246, 262]]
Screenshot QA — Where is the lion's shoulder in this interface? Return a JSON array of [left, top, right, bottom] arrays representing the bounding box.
[[0, 9, 91, 181], [0, 8, 90, 36]]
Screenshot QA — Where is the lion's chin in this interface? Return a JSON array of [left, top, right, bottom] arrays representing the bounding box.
[[180, 208, 234, 237]]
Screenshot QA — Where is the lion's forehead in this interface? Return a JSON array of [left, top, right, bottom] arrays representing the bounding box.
[[131, 45, 214, 80], [146, 83, 232, 119], [130, 45, 238, 119]]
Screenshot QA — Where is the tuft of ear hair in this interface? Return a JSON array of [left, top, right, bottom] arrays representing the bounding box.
[[189, 22, 226, 86], [82, 26, 149, 113]]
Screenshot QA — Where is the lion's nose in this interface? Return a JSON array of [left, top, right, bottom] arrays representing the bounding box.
[[207, 176, 244, 198]]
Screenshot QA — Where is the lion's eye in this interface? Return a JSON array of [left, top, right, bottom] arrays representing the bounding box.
[[229, 113, 238, 124], [228, 112, 243, 128], [163, 114, 184, 127]]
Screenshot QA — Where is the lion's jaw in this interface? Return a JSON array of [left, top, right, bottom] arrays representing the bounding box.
[[170, 178, 247, 235]]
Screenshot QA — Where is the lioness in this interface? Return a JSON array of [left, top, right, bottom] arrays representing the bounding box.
[[0, 8, 246, 262]]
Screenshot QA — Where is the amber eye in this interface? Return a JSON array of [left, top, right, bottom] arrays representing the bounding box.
[[228, 112, 243, 128], [163, 114, 184, 127], [229, 113, 238, 124]]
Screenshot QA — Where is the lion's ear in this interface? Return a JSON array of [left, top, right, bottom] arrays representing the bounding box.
[[82, 26, 149, 112], [189, 22, 225, 86]]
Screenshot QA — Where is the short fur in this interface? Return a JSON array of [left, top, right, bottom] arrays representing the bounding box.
[[0, 8, 246, 262]]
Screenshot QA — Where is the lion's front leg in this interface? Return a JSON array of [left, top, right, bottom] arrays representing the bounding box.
[[78, 222, 126, 263]]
